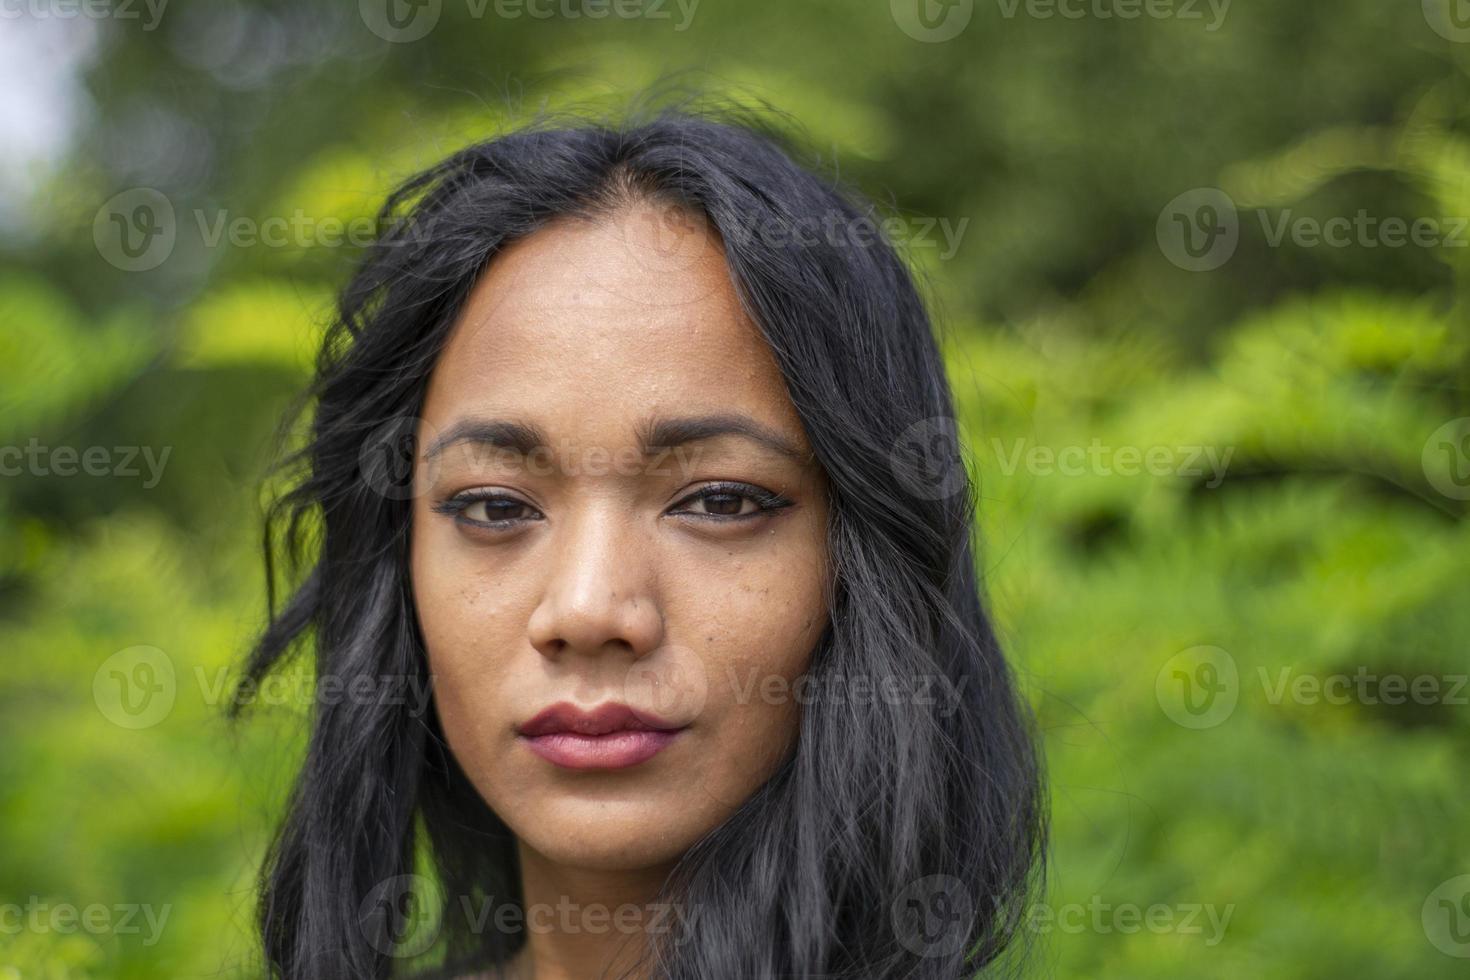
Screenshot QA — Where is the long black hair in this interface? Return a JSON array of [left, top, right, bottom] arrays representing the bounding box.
[[236, 104, 1046, 979]]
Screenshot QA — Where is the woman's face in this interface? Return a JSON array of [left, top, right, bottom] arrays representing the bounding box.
[[410, 201, 831, 872]]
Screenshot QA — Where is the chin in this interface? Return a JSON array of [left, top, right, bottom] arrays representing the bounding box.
[[518, 815, 697, 872]]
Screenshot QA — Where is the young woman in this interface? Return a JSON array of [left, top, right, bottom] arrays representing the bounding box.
[[237, 107, 1045, 980]]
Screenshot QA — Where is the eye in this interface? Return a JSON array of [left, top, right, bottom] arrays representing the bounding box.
[[670, 482, 793, 521], [432, 490, 543, 528]]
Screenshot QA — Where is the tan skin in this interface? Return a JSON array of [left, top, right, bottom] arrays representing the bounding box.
[[409, 200, 832, 979]]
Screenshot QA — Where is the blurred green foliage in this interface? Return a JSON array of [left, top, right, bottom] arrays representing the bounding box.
[[2, 0, 1469, 977]]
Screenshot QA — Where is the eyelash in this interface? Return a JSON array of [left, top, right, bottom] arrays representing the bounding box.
[[674, 482, 794, 522], [431, 482, 794, 531], [431, 491, 540, 528]]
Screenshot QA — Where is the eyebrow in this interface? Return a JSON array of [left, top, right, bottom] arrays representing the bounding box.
[[423, 412, 811, 463]]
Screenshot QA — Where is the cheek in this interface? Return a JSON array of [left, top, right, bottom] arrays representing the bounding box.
[[412, 524, 521, 665], [409, 523, 531, 760], [672, 533, 830, 797]]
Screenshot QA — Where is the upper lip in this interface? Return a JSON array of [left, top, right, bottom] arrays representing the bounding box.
[[517, 701, 684, 737]]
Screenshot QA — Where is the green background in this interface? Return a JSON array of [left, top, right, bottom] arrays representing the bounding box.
[[2, 0, 1469, 976]]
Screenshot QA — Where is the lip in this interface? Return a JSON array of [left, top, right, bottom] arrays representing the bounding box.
[[517, 701, 687, 771]]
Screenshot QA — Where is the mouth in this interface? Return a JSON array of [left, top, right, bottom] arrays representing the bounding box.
[[516, 701, 688, 771]]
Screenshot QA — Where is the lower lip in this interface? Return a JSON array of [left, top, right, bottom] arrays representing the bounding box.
[[520, 729, 685, 770]]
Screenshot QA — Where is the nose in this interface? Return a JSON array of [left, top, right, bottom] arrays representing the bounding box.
[[526, 503, 665, 661]]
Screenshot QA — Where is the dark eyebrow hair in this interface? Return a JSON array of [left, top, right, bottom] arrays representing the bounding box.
[[638, 413, 810, 462], [422, 413, 810, 463], [424, 418, 547, 461]]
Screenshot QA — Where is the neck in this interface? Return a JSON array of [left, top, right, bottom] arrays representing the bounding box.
[[505, 844, 676, 980]]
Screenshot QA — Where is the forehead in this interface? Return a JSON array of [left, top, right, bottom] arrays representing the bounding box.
[[420, 202, 802, 436]]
